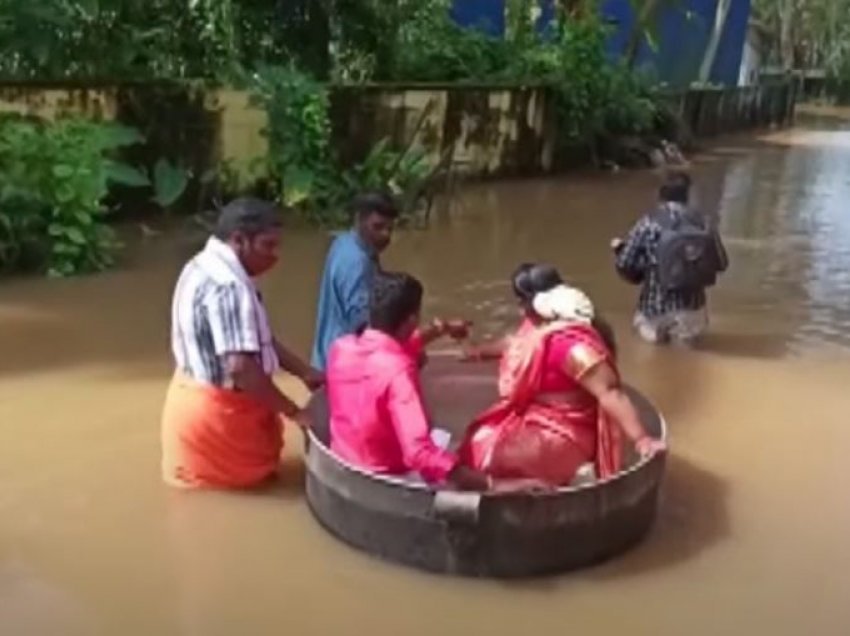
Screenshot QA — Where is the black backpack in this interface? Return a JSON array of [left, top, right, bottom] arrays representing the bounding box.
[[653, 205, 728, 291]]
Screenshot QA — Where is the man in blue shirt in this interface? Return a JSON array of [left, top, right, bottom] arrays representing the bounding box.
[[311, 192, 398, 370]]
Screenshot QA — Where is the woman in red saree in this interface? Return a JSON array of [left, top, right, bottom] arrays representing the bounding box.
[[459, 264, 665, 487]]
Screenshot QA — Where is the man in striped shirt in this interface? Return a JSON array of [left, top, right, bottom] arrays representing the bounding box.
[[161, 198, 323, 489], [612, 172, 709, 344]]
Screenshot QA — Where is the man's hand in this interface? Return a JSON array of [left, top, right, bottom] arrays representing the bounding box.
[[491, 478, 554, 494], [434, 318, 473, 341], [290, 409, 313, 432], [301, 368, 325, 391], [226, 352, 300, 417]]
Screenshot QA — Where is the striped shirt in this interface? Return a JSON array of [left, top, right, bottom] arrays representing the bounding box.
[[170, 237, 278, 387]]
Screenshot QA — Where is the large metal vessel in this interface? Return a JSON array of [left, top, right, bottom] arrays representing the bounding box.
[[305, 357, 666, 578]]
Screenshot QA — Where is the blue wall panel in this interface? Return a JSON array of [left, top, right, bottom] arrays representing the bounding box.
[[448, 0, 751, 86], [599, 0, 714, 86], [450, 0, 505, 36], [710, 0, 751, 85], [536, 0, 556, 32]]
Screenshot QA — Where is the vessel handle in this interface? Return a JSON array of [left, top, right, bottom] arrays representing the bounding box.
[[433, 491, 481, 525]]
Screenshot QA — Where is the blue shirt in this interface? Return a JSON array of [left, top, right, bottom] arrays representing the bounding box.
[[311, 230, 377, 370]]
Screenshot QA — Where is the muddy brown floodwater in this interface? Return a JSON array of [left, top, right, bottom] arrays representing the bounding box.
[[4, 114, 850, 636]]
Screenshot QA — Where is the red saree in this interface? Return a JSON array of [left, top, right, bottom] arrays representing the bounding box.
[[459, 320, 622, 486]]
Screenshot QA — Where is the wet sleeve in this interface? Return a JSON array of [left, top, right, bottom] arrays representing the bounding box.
[[386, 368, 458, 484], [615, 218, 652, 276], [205, 282, 261, 355]]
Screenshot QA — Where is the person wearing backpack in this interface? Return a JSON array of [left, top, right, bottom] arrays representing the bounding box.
[[611, 171, 728, 344]]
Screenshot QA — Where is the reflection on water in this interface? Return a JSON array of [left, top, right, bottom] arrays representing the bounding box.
[[714, 127, 850, 353], [3, 118, 850, 635]]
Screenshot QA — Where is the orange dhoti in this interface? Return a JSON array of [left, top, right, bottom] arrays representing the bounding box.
[[161, 374, 283, 489]]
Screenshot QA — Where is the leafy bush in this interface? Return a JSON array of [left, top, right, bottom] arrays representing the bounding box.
[[247, 65, 437, 226], [388, 8, 514, 82], [344, 139, 432, 196], [383, 7, 658, 147], [542, 18, 659, 146], [0, 118, 138, 276], [0, 116, 190, 276], [249, 65, 338, 213]]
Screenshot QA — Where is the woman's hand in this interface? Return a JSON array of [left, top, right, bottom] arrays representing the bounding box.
[[434, 318, 473, 341], [460, 344, 484, 363], [635, 436, 667, 458], [459, 338, 506, 362]]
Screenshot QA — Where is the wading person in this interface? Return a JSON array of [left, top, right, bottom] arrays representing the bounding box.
[[459, 264, 665, 487], [161, 198, 323, 489], [612, 171, 728, 345], [311, 192, 398, 371], [327, 270, 535, 491]]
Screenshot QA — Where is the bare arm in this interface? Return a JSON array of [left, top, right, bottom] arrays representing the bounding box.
[[578, 362, 665, 456], [462, 337, 507, 362], [205, 284, 309, 425], [273, 338, 324, 389], [415, 318, 472, 348], [226, 353, 300, 418]]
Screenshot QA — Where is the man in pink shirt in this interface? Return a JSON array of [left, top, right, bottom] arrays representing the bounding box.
[[327, 271, 492, 490]]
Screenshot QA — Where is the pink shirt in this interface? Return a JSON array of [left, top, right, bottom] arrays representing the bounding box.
[[327, 329, 458, 484]]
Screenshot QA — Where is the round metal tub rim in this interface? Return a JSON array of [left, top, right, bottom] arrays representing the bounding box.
[[305, 389, 668, 498]]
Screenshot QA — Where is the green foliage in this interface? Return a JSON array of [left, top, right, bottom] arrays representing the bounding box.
[[388, 7, 515, 82], [0, 0, 664, 273], [249, 65, 335, 211], [0, 0, 329, 81], [544, 18, 658, 144], [384, 7, 658, 145], [0, 0, 232, 80], [0, 116, 191, 276], [343, 139, 432, 199], [151, 159, 190, 209], [246, 66, 436, 226], [753, 0, 850, 72], [0, 118, 134, 276]]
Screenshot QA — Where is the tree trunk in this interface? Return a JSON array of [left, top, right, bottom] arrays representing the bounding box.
[[698, 0, 733, 82], [778, 0, 795, 70], [624, 0, 663, 69], [557, 0, 592, 20]]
